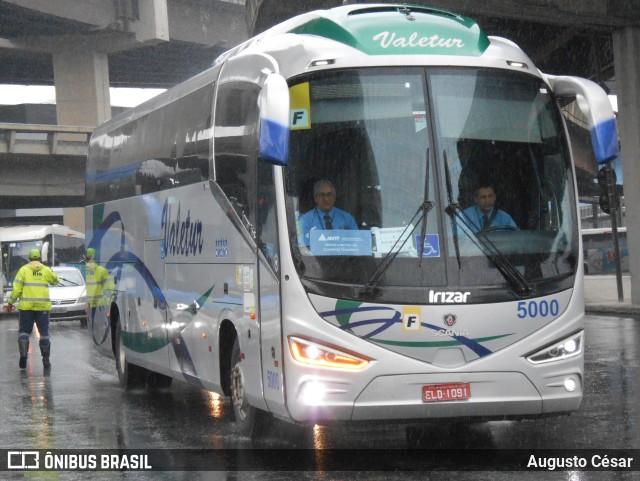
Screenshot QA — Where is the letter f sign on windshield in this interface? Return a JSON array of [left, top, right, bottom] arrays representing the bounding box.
[[290, 109, 309, 129]]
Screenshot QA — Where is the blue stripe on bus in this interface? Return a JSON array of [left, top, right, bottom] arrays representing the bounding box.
[[322, 306, 494, 358], [591, 117, 619, 164], [90, 209, 213, 386], [259, 118, 289, 166]]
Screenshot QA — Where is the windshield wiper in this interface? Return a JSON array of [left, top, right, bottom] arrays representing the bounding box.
[[360, 200, 434, 299], [418, 148, 431, 266], [441, 151, 530, 295], [444, 203, 531, 296], [360, 149, 435, 299], [57, 276, 81, 286], [443, 151, 461, 268]]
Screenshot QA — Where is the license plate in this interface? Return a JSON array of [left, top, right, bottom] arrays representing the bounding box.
[[53, 306, 67, 313], [422, 383, 471, 402]]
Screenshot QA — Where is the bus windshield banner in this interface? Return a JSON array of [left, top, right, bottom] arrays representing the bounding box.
[[310, 230, 372, 256]]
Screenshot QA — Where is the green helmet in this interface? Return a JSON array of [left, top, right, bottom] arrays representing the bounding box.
[[86, 248, 96, 259], [28, 248, 41, 260]]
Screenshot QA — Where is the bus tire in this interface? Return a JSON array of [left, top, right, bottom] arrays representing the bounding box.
[[115, 320, 147, 389], [230, 337, 271, 437]]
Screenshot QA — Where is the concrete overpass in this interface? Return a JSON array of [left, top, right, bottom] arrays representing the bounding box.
[[0, 0, 626, 208], [0, 0, 249, 228], [3, 0, 640, 304]]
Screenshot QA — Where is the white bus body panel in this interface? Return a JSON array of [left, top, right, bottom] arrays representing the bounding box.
[[84, 4, 609, 427], [87, 182, 266, 408], [275, 222, 584, 422]]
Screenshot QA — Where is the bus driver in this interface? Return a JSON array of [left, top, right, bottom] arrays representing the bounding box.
[[461, 183, 517, 233], [298, 179, 358, 246]]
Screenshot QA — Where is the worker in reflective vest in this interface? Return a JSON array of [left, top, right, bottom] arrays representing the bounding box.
[[4, 248, 59, 370], [85, 247, 113, 319]]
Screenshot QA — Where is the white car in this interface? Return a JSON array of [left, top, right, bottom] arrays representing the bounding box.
[[50, 266, 88, 327]]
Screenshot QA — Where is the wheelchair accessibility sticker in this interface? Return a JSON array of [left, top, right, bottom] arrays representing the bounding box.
[[415, 234, 440, 257]]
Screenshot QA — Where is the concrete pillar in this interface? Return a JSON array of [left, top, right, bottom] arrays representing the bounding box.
[[613, 27, 640, 304], [133, 0, 169, 43], [53, 50, 111, 233], [63, 208, 85, 234], [53, 50, 111, 127]]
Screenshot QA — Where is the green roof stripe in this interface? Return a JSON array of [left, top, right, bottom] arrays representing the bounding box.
[[289, 7, 489, 56]]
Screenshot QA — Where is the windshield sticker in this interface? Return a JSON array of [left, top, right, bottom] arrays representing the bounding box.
[[290, 82, 311, 130], [414, 111, 427, 132], [310, 230, 372, 256], [415, 234, 440, 257], [372, 226, 414, 255]]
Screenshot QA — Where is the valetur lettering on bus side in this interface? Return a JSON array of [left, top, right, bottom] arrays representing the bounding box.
[[161, 200, 204, 257], [372, 31, 465, 49]]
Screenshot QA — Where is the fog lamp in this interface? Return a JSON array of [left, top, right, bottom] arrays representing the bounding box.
[[564, 377, 577, 392], [300, 381, 326, 405]]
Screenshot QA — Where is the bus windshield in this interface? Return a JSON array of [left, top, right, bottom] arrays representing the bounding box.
[[285, 67, 577, 302], [2, 239, 44, 282]]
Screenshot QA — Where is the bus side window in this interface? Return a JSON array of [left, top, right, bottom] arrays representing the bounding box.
[[221, 182, 249, 218], [214, 82, 261, 234], [257, 162, 279, 272]]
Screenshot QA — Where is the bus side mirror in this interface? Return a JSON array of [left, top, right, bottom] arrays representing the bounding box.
[[258, 74, 290, 166], [546, 75, 619, 164]]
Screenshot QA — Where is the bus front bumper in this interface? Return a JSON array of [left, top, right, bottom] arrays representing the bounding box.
[[287, 370, 582, 423]]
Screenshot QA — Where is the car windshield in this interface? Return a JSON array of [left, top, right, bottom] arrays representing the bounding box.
[[284, 67, 577, 303], [54, 269, 84, 287]]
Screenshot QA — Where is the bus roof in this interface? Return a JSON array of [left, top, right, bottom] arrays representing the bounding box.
[[0, 225, 84, 242], [286, 4, 489, 57], [217, 3, 536, 78], [92, 3, 538, 138]]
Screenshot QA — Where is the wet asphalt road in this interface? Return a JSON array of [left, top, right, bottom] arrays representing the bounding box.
[[0, 313, 638, 481]]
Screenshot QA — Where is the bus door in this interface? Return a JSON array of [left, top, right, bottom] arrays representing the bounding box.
[[256, 161, 286, 416]]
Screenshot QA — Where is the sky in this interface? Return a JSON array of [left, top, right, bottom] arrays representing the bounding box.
[[0, 84, 618, 112], [0, 84, 166, 108]]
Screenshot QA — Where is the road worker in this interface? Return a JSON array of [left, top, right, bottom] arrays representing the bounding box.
[[4, 248, 59, 369], [85, 247, 113, 320]]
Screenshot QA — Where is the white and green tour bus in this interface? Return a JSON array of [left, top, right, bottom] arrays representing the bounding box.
[[86, 4, 619, 436]]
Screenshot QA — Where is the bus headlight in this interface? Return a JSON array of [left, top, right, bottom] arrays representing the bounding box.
[[288, 336, 371, 371], [526, 331, 583, 364]]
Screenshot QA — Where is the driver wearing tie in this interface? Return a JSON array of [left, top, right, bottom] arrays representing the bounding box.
[[461, 183, 517, 233], [299, 179, 358, 246]]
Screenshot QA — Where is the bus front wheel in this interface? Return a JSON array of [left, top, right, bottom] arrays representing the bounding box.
[[115, 320, 147, 389], [230, 338, 271, 437]]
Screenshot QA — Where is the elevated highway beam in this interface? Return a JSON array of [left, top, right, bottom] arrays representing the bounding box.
[[0, 123, 90, 208]]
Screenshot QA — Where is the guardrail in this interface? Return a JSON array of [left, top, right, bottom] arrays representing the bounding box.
[[0, 122, 94, 156], [580, 197, 626, 230]]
